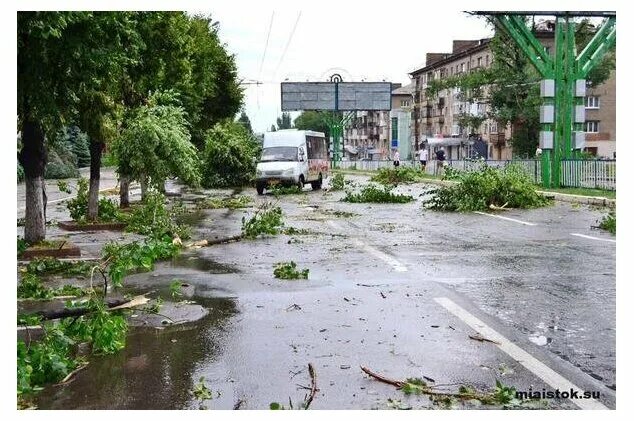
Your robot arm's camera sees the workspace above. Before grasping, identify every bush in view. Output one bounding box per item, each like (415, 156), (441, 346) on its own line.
(65, 178), (120, 222)
(45, 162), (79, 179)
(45, 141), (80, 179)
(102, 237), (180, 287)
(269, 185), (303, 196)
(201, 121), (261, 188)
(273, 261), (309, 280)
(370, 167), (425, 185)
(122, 190), (190, 239)
(343, 184), (414, 203)
(599, 211), (616, 235)
(198, 195), (251, 209)
(330, 173), (345, 190)
(241, 203), (284, 239)
(426, 164), (551, 212)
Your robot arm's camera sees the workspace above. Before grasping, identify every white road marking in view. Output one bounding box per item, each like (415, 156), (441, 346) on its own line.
(474, 211), (537, 226)
(434, 297), (608, 410)
(570, 233), (616, 243)
(327, 220), (408, 272)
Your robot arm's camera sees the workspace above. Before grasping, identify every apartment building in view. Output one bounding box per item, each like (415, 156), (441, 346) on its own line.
(409, 30), (616, 159)
(342, 110), (389, 160)
(389, 83), (414, 160)
(584, 73), (616, 158)
(410, 39), (506, 160)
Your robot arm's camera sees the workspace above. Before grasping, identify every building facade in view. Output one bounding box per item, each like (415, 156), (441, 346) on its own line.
(389, 83), (414, 160)
(409, 31), (616, 160)
(343, 83), (412, 160)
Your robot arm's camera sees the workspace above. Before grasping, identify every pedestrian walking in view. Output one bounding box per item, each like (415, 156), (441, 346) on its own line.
(418, 147), (428, 172)
(393, 150), (400, 168)
(435, 147), (446, 175)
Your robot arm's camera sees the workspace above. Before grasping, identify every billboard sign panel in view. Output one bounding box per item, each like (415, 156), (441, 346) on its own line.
(281, 82), (392, 111)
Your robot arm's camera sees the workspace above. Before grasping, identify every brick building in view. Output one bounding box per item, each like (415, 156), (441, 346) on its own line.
(408, 30), (616, 159)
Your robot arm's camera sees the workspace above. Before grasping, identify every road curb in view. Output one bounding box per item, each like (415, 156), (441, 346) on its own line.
(332, 169), (615, 207)
(537, 191), (616, 208)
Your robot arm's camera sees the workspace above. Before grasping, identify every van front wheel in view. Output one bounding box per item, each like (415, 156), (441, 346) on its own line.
(297, 176), (304, 191)
(311, 174), (323, 190)
(256, 183), (265, 195)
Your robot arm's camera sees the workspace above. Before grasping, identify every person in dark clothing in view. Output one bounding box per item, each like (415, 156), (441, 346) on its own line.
(435, 147), (446, 175)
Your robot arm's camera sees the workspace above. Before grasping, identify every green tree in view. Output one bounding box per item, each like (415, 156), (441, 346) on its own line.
(237, 110), (253, 134)
(117, 12), (243, 206)
(201, 121), (261, 188)
(114, 91), (201, 198)
(55, 12), (141, 221)
(293, 111), (331, 136)
(186, 15), (243, 147)
(575, 19), (616, 87)
(17, 12), (94, 243)
(276, 112), (292, 130)
(63, 126), (91, 168)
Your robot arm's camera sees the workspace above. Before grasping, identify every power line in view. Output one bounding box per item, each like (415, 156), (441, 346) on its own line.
(273, 11), (302, 78)
(258, 12), (275, 79)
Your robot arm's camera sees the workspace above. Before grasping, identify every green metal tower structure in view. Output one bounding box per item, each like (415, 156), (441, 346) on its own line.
(476, 11), (616, 187)
(324, 110), (355, 168)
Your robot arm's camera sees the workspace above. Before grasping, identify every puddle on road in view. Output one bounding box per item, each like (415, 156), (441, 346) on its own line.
(170, 254), (239, 274)
(34, 295), (238, 410)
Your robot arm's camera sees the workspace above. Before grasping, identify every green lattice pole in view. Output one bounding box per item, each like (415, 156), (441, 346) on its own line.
(493, 14), (616, 188)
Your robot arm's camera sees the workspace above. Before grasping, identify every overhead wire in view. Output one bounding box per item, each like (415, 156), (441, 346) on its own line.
(256, 12), (275, 110)
(273, 11), (302, 79)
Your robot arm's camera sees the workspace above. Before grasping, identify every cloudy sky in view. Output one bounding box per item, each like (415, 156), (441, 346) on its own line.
(196, 2), (495, 133)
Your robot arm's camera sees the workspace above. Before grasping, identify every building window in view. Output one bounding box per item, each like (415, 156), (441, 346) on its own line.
(585, 96), (600, 109)
(460, 63), (464, 72)
(400, 100), (410, 107)
(477, 57), (482, 67)
(585, 121), (600, 133)
(490, 121), (498, 133)
(485, 55), (489, 66)
(450, 66), (454, 75)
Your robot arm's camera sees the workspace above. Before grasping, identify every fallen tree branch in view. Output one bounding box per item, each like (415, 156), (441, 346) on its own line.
(204, 234), (243, 246)
(468, 333), (501, 345)
(57, 362), (89, 385)
(360, 366), (494, 401)
(489, 202), (513, 211)
(24, 295), (147, 321)
(360, 366), (404, 388)
(303, 363), (317, 409)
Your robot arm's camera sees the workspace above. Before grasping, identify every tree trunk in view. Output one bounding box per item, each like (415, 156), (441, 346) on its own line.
(119, 175), (130, 208)
(19, 119), (47, 243)
(140, 175), (148, 201)
(87, 140), (103, 221)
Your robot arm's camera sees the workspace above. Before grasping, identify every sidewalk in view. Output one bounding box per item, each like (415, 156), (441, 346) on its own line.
(17, 167), (120, 216)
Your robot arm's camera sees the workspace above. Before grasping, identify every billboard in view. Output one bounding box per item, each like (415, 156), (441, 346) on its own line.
(281, 82), (392, 111)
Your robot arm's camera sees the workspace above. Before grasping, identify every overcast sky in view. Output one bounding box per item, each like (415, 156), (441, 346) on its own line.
(195, 3), (495, 133)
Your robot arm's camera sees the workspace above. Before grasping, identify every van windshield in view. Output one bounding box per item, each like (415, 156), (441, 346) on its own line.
(260, 146), (298, 162)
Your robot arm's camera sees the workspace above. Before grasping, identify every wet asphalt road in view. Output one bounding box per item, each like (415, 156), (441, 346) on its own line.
(30, 173), (616, 410)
